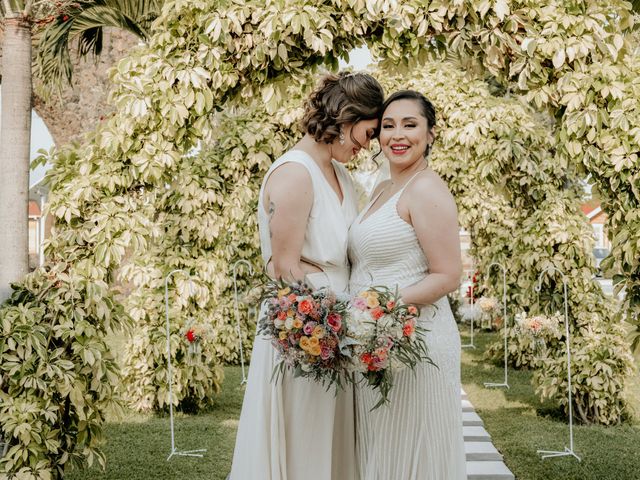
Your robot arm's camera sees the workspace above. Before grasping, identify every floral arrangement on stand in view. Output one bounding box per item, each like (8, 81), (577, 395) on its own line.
(457, 302), (481, 324)
(477, 296), (502, 330)
(512, 311), (563, 367)
(181, 319), (215, 359)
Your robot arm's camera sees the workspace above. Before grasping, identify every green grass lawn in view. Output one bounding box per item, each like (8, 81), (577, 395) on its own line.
(460, 329), (640, 480)
(66, 367), (245, 480)
(67, 330), (640, 480)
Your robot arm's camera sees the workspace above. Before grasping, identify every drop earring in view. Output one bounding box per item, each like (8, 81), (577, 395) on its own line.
(339, 129), (345, 145)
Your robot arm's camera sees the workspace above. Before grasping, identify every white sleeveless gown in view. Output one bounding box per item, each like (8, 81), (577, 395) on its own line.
(229, 150), (359, 480)
(348, 177), (467, 480)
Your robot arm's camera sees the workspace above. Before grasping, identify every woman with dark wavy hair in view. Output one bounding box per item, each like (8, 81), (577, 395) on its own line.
(349, 90), (466, 479)
(229, 71), (384, 480)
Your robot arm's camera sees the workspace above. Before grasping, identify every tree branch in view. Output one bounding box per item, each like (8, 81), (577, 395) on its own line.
(1, 0), (13, 16)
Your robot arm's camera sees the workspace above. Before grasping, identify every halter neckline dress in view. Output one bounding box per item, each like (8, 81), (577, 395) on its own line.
(348, 173), (467, 480)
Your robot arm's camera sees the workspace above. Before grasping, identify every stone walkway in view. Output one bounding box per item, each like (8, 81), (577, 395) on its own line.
(462, 388), (515, 480)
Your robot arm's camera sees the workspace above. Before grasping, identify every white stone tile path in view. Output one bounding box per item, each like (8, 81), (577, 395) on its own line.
(462, 388), (515, 480)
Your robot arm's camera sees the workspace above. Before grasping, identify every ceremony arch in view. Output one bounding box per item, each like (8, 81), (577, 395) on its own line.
(1, 1), (638, 476)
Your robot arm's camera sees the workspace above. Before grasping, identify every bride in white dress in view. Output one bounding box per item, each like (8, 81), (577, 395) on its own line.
(348, 90), (467, 479)
(229, 72), (384, 480)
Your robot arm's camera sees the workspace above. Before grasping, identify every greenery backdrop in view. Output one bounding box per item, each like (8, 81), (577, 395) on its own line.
(1, 0), (639, 478)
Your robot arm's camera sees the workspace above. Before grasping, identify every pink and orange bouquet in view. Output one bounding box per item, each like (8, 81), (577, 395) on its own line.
(345, 287), (432, 409)
(258, 279), (351, 388)
(515, 311), (562, 338)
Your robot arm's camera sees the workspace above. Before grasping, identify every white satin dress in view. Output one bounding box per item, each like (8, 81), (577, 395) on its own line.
(229, 150), (359, 480)
(348, 174), (467, 480)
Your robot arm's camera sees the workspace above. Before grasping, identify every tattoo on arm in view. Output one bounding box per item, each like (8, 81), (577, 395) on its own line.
(268, 201), (275, 238)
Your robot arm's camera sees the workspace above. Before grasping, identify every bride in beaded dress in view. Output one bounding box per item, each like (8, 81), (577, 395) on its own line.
(348, 90), (467, 480)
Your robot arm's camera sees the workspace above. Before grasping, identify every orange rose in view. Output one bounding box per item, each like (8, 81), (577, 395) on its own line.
(292, 318), (303, 329)
(403, 319), (415, 337)
(407, 305), (418, 316)
(298, 298), (314, 315)
(309, 344), (322, 356)
(371, 307), (384, 320)
(309, 336), (320, 348)
(374, 347), (389, 360)
(299, 336), (310, 350)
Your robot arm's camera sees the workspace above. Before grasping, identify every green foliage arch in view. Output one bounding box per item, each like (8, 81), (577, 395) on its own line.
(2, 0), (639, 477)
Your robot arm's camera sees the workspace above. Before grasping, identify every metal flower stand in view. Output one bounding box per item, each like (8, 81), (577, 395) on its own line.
(164, 269), (206, 460)
(232, 259), (254, 385)
(535, 266), (581, 462)
(461, 281), (476, 349)
(484, 262), (509, 389)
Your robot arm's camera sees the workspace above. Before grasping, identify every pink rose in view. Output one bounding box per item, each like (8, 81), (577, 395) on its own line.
(352, 297), (368, 311)
(278, 296), (291, 309)
(320, 346), (333, 360)
(303, 321), (317, 335)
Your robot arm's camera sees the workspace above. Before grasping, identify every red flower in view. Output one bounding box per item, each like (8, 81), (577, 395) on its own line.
(361, 352), (373, 365)
(185, 329), (196, 343)
(327, 312), (342, 332)
(62, 15), (69, 21)
(277, 310), (287, 321)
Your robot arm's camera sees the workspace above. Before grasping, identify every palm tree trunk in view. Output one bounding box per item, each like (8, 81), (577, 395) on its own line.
(0, 15), (32, 302)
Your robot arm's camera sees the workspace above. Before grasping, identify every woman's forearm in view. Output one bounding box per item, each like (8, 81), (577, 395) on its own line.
(271, 260), (307, 283)
(399, 273), (460, 306)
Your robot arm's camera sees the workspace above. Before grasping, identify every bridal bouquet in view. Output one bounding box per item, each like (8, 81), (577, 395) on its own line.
(258, 279), (351, 388)
(345, 287), (432, 409)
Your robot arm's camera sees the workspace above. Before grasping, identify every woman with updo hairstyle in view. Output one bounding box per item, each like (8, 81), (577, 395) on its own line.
(348, 90), (466, 479)
(229, 71), (384, 480)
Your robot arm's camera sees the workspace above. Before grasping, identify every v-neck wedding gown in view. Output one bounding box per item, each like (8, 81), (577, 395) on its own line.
(229, 150), (359, 480)
(348, 176), (467, 480)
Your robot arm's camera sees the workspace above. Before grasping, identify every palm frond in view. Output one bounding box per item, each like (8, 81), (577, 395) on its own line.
(35, 0), (162, 89)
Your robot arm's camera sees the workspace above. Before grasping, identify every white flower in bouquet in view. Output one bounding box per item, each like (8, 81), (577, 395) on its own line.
(284, 317), (294, 330)
(346, 309), (376, 339)
(378, 314), (395, 329)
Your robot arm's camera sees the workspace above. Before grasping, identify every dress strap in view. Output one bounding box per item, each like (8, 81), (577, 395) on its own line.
(397, 169), (425, 194)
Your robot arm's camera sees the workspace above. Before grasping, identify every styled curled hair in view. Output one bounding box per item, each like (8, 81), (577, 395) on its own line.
(380, 90), (436, 158)
(301, 71), (384, 145)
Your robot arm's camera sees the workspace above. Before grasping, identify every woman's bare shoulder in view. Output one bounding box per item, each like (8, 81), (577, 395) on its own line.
(407, 171), (457, 212)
